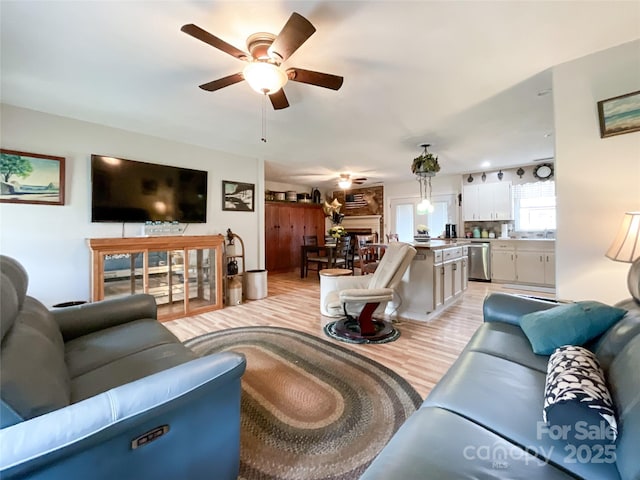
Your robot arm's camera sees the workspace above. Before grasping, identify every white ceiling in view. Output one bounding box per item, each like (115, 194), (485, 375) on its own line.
(1, 1), (639, 189)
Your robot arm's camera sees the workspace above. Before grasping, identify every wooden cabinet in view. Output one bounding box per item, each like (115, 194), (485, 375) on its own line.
(88, 235), (224, 321)
(463, 182), (513, 221)
(265, 202), (325, 272)
(266, 204), (293, 272)
(490, 240), (555, 287)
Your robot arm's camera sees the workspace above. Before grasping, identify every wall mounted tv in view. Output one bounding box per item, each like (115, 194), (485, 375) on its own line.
(91, 155), (208, 223)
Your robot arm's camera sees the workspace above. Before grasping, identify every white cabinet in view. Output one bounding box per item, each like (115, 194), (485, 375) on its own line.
(396, 245), (468, 321)
(545, 252), (556, 286)
(452, 258), (464, 296)
(463, 182), (513, 221)
(461, 256), (468, 291)
(490, 240), (555, 287)
(433, 264), (444, 310)
(463, 185), (481, 221)
(491, 248), (516, 282)
(515, 251), (546, 285)
(492, 182), (513, 220)
(442, 261), (454, 303)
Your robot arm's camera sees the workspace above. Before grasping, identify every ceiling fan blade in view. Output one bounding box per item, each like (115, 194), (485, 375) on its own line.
(269, 89), (290, 110)
(286, 68), (343, 90)
(199, 73), (244, 92)
(181, 24), (249, 61)
(268, 12), (316, 62)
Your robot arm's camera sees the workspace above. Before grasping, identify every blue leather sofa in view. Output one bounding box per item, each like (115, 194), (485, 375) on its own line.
(361, 278), (640, 478)
(0, 255), (246, 479)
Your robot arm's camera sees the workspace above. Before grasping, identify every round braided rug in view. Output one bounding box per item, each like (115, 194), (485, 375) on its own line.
(185, 326), (422, 480)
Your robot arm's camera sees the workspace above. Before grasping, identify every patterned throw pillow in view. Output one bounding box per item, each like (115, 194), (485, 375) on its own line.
(544, 345), (617, 443)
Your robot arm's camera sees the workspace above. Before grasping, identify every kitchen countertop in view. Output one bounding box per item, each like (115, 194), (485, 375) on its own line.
(410, 239), (471, 250)
(408, 237), (554, 250)
(466, 237), (555, 242)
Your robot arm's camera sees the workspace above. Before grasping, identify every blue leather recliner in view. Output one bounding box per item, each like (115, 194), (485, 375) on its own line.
(0, 255), (246, 479)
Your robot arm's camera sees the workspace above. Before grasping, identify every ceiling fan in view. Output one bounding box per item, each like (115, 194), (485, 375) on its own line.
(337, 173), (367, 189)
(181, 12), (344, 110)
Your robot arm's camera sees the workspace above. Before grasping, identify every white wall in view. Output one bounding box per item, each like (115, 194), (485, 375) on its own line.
(553, 40), (640, 304)
(0, 104), (263, 306)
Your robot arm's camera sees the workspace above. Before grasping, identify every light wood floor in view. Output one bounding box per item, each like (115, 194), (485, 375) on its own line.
(166, 273), (549, 398)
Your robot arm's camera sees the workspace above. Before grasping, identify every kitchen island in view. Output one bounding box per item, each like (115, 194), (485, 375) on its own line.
(394, 240), (470, 321)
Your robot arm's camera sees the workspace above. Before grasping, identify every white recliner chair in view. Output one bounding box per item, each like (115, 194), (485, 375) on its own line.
(322, 242), (416, 342)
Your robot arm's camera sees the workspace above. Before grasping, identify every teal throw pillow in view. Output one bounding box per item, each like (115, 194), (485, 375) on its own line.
(520, 301), (627, 355)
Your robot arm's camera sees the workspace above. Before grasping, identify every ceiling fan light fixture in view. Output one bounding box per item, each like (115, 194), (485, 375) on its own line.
(243, 62), (288, 94)
(338, 178), (352, 189)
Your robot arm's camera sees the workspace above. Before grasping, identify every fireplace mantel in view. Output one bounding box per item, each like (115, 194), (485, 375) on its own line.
(340, 215), (382, 239)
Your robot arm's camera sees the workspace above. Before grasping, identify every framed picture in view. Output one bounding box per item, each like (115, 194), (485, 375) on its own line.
(222, 180), (255, 212)
(0, 149), (65, 205)
(597, 90), (640, 138)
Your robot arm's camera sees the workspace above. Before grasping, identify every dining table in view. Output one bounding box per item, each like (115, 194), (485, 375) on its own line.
(300, 242), (389, 278)
(300, 243), (338, 278)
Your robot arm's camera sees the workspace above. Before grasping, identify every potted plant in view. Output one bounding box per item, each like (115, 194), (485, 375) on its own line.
(411, 144), (440, 176)
(328, 225), (347, 239)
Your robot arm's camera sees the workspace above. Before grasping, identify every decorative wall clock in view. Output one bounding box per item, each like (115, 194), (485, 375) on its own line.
(533, 163), (554, 180)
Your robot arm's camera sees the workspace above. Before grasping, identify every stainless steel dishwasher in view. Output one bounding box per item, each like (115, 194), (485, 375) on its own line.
(468, 242), (491, 281)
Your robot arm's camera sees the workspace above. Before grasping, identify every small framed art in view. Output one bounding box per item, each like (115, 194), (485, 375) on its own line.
(597, 90), (640, 138)
(0, 149), (65, 205)
(222, 180), (255, 212)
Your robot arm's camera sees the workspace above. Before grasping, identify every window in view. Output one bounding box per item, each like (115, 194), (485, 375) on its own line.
(395, 203), (414, 242)
(513, 181), (556, 231)
(427, 199), (449, 238)
(391, 194), (456, 241)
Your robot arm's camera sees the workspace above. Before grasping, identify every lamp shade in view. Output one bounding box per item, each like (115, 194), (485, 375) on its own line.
(243, 62), (288, 94)
(606, 212), (640, 263)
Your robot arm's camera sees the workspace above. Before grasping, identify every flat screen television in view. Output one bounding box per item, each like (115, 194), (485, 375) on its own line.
(91, 154), (208, 223)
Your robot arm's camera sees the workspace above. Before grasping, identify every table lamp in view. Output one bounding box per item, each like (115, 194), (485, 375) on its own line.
(606, 212), (640, 299)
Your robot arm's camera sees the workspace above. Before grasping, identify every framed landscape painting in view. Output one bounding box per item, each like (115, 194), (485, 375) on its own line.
(222, 180), (255, 212)
(597, 90), (640, 138)
(0, 149), (65, 205)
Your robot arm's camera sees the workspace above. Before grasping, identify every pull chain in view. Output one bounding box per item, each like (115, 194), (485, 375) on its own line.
(261, 90), (267, 143)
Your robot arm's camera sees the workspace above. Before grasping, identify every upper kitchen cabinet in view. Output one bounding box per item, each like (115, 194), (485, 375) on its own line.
(463, 182), (513, 221)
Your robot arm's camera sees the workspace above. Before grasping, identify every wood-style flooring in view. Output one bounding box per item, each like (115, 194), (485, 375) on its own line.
(165, 273), (549, 398)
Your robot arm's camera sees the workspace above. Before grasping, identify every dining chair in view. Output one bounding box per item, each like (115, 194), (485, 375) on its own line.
(307, 236), (351, 276)
(386, 233), (399, 243)
(333, 235), (352, 271)
(354, 234), (378, 275)
(303, 235), (321, 277)
(303, 235), (318, 246)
